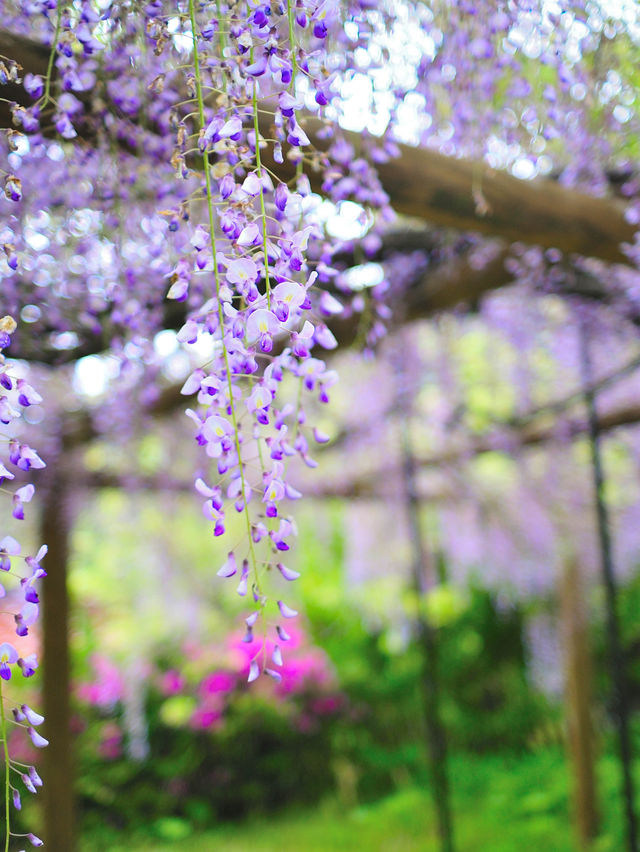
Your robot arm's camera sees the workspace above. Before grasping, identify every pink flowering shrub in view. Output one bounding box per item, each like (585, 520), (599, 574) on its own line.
(160, 670), (185, 697)
(75, 622), (342, 747)
(97, 722), (123, 761)
(76, 654), (125, 710)
(74, 622), (345, 832)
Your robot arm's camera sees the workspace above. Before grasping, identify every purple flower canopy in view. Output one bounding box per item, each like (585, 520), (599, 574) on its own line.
(0, 9), (639, 849)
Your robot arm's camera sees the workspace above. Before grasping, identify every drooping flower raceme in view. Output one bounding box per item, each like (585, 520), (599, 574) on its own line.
(164, 0), (353, 683)
(0, 0), (386, 696)
(0, 319), (47, 850)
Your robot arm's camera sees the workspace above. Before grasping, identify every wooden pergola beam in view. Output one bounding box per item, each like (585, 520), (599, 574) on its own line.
(66, 397), (640, 501)
(418, 401), (640, 469)
(321, 399), (640, 500)
(372, 148), (634, 265)
(0, 30), (636, 267)
(269, 115), (636, 266)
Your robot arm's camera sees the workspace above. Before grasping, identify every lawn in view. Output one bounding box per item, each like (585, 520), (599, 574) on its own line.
(81, 745), (632, 851)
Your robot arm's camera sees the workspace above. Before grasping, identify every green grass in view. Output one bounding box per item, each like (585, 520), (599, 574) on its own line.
(81, 746), (635, 851)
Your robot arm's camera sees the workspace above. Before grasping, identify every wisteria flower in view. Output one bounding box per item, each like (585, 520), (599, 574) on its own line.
(21, 705), (44, 726)
(18, 654), (38, 678)
(28, 727), (48, 749)
(270, 518), (294, 551)
(277, 563), (300, 581)
(246, 309), (281, 351)
(202, 415), (234, 457)
(16, 380), (42, 407)
(15, 602), (38, 637)
(13, 484), (35, 520)
(0, 396), (19, 424)
(10, 443), (45, 471)
(25, 545), (47, 572)
(287, 118), (310, 148)
(247, 390), (271, 427)
(24, 73), (43, 98)
(236, 560), (250, 596)
(314, 324), (338, 349)
(226, 257), (258, 287)
(3, 175), (22, 202)
(241, 172), (262, 197)
(0, 463), (15, 482)
(237, 223), (261, 247)
(0, 535), (20, 571)
(0, 643), (18, 680)
(272, 281), (306, 322)
(277, 600), (298, 619)
(217, 553), (237, 578)
(291, 320), (315, 358)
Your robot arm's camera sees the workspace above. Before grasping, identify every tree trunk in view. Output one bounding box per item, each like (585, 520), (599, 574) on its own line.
(40, 469), (76, 852)
(560, 554), (598, 848)
(399, 423), (455, 852)
(579, 318), (638, 852)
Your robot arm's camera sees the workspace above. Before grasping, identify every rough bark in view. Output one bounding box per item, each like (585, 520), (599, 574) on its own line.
(40, 466), (76, 852)
(560, 554), (599, 848)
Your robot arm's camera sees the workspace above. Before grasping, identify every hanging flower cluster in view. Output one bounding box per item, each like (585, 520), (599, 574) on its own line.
(166, 0), (348, 683)
(0, 318), (46, 850)
(2, 9), (640, 847)
(0, 0), (389, 729)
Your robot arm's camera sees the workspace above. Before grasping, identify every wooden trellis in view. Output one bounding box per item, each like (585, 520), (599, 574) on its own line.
(1, 27), (639, 852)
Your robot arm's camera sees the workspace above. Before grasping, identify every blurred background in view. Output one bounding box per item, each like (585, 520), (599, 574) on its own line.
(3, 2), (640, 851)
(5, 309), (640, 851)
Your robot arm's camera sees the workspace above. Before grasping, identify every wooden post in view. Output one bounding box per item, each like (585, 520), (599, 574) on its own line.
(578, 317), (638, 852)
(392, 339), (455, 852)
(400, 428), (455, 852)
(559, 553), (598, 848)
(40, 467), (76, 852)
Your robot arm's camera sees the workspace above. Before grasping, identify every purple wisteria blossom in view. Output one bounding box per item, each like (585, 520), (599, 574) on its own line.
(0, 321), (47, 845)
(0, 644), (18, 680)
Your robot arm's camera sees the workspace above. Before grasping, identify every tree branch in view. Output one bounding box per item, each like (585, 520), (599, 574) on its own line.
(0, 30), (636, 266)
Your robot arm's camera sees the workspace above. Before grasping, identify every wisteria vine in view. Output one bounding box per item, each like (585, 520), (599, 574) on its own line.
(3, 0), (372, 694)
(173, 0), (345, 682)
(0, 318), (46, 851)
(2, 0), (640, 847)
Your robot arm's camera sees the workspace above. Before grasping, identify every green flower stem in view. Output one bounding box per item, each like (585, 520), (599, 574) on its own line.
(287, 0), (298, 89)
(252, 82), (272, 309)
(0, 678), (10, 852)
(42, 2), (63, 108)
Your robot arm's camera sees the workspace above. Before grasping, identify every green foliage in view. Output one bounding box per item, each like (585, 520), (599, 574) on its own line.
(77, 690), (338, 836)
(73, 548), (550, 836)
(591, 570), (640, 725)
(293, 506), (551, 797)
(80, 744), (640, 851)
(69, 490), (640, 850)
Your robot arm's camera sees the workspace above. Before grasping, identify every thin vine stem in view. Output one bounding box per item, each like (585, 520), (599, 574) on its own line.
(252, 71), (272, 309)
(42, 2), (64, 109)
(286, 0), (298, 89)
(0, 677), (10, 852)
